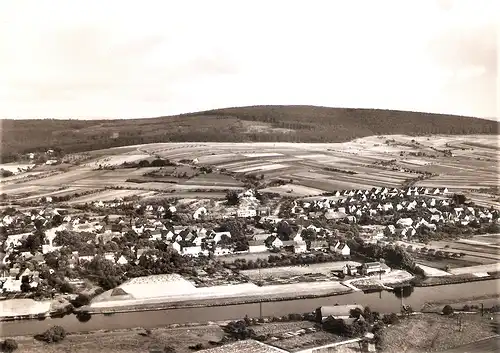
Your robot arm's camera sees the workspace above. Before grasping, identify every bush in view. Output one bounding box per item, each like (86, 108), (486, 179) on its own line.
(442, 305), (454, 316)
(1, 339), (18, 353)
(188, 343), (203, 351)
(382, 313), (399, 325)
(71, 293), (90, 308)
(36, 325), (66, 343)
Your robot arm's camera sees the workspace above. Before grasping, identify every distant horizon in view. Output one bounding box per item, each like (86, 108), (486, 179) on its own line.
(1, 104), (498, 121)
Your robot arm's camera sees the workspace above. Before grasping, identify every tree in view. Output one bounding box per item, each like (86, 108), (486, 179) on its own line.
(452, 194), (466, 205)
(2, 339), (18, 353)
(71, 293), (90, 308)
(442, 305), (454, 316)
(24, 231), (43, 253)
(36, 325), (66, 343)
(59, 281), (74, 294)
(225, 191), (239, 206)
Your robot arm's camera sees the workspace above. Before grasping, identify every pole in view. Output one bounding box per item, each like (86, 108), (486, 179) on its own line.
(259, 268), (263, 319)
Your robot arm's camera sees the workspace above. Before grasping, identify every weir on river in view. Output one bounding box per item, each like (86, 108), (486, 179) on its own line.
(2, 279), (499, 337)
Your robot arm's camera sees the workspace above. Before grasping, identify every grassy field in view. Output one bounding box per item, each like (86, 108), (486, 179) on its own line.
(379, 313), (499, 353)
(11, 325), (226, 353)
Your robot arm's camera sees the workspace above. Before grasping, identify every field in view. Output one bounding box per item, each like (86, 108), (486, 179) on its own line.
(240, 261), (361, 281)
(416, 264), (452, 277)
(345, 270), (414, 289)
(11, 325), (226, 353)
(3, 134), (498, 203)
(379, 313), (499, 353)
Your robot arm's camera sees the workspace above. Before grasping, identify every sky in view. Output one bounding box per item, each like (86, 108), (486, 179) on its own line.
(0, 0), (498, 120)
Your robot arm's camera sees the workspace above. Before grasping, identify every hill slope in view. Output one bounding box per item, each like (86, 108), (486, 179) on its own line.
(1, 105), (498, 161)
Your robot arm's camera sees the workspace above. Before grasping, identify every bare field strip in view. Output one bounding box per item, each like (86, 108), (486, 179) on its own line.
(172, 184), (243, 191)
(234, 163), (291, 173)
(292, 178), (375, 192)
(448, 263), (500, 275)
(17, 187), (88, 201)
(67, 189), (152, 204)
(0, 184), (54, 196)
(27, 169), (101, 186)
(259, 184), (325, 196)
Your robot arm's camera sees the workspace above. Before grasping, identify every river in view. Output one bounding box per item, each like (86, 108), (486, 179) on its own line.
(2, 279), (499, 337)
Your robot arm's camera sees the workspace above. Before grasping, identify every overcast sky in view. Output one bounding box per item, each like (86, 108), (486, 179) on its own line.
(0, 0), (498, 120)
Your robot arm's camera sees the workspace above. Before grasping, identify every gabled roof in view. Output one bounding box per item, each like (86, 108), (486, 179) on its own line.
(317, 305), (364, 318)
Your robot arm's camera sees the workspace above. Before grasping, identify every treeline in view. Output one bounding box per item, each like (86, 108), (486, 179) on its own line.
(2, 106), (498, 160)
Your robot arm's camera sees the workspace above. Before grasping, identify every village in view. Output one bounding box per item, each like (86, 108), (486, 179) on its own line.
(0, 182), (499, 321)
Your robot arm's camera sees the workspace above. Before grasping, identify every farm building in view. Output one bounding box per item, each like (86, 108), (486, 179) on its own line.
(331, 241), (350, 256)
(315, 304), (364, 322)
(361, 262), (391, 276)
(237, 207), (257, 218)
(248, 240), (267, 253)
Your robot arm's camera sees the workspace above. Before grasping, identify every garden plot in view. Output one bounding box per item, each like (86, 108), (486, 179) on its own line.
(241, 262), (362, 281)
(90, 274), (351, 308)
(346, 270), (414, 289)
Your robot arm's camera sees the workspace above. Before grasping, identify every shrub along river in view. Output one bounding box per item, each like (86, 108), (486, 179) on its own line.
(2, 279), (499, 337)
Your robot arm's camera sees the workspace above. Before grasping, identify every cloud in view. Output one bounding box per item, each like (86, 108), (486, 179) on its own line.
(0, 0), (498, 119)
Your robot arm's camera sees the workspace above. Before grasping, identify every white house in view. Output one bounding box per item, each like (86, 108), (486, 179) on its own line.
(237, 208), (257, 218)
(401, 226), (416, 239)
(267, 236), (283, 249)
(294, 240), (308, 253)
(396, 218), (413, 227)
(214, 246), (232, 256)
(193, 207), (208, 220)
(248, 240), (267, 253)
(116, 255), (128, 265)
(104, 252), (115, 262)
(332, 241), (350, 256)
(172, 241), (182, 253)
(183, 245), (203, 257)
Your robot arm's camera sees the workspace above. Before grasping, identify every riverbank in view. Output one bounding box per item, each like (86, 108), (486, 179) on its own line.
(421, 293), (500, 312)
(79, 286), (354, 315)
(4, 313), (499, 353)
(2, 279), (500, 338)
(413, 272), (500, 287)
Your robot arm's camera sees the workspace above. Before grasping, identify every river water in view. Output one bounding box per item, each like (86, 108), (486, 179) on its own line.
(2, 279), (499, 337)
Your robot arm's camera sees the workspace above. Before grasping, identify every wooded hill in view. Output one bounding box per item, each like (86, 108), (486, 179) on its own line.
(1, 105), (498, 161)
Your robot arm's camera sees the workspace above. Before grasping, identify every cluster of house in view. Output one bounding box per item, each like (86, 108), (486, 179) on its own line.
(89, 189), (268, 220)
(247, 224), (351, 257)
(292, 187), (498, 240)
